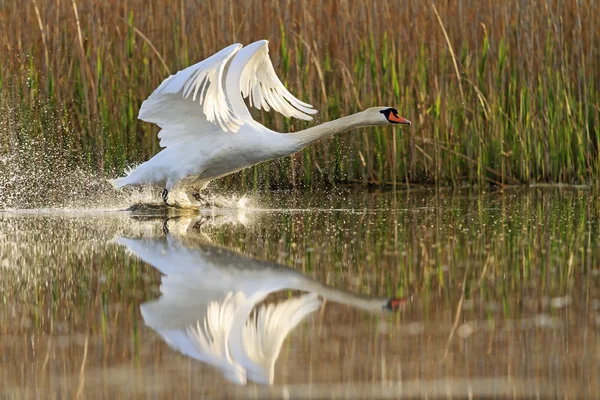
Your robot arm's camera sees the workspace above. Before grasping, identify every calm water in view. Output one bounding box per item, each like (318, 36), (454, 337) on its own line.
(1, 189), (599, 398)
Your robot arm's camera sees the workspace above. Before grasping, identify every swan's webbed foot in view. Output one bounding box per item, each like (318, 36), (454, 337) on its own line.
(161, 188), (169, 206)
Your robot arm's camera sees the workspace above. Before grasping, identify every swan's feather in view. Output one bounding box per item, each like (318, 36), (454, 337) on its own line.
(139, 292), (248, 385)
(138, 43), (243, 145)
(241, 293), (321, 383)
(239, 41), (318, 121)
(188, 292), (240, 358)
(181, 292), (248, 383)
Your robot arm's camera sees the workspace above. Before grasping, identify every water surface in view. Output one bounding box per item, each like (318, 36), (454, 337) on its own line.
(1, 189), (599, 398)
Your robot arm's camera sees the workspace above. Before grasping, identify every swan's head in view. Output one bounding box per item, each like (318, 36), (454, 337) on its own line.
(385, 296), (412, 311)
(367, 107), (411, 126)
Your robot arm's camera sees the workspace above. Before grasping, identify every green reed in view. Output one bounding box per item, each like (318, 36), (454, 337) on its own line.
(0, 0), (599, 189)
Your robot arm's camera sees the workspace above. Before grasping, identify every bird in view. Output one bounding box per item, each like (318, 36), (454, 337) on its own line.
(115, 233), (405, 316)
(109, 40), (410, 207)
(113, 226), (408, 384)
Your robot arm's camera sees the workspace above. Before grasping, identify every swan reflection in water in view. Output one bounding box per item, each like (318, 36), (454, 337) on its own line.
(114, 217), (406, 385)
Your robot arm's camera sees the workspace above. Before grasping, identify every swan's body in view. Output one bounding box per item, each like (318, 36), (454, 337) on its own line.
(110, 40), (410, 204)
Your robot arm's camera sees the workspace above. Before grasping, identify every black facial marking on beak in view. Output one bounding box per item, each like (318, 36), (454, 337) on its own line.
(380, 108), (411, 125)
(380, 108), (397, 119)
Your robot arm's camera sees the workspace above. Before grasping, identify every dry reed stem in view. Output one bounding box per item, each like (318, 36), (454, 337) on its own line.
(431, 2), (465, 106)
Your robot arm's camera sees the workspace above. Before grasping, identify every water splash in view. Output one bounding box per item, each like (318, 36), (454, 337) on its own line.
(0, 124), (254, 211)
(0, 137), (128, 210)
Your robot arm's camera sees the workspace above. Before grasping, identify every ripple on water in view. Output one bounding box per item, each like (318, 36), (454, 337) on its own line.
(0, 189), (599, 397)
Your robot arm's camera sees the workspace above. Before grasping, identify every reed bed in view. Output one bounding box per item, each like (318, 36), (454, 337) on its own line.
(0, 0), (599, 188)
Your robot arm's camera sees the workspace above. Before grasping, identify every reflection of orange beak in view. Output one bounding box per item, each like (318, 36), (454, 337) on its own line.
(389, 114), (411, 125)
(385, 296), (411, 311)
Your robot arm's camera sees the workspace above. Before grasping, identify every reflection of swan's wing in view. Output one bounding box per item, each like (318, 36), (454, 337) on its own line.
(116, 236), (255, 284)
(141, 284), (226, 330)
(186, 292), (247, 383)
(145, 292), (247, 385)
(114, 237), (206, 276)
(240, 293), (322, 384)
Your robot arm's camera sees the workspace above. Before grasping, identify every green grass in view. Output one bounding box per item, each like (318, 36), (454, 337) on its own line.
(0, 0), (599, 188)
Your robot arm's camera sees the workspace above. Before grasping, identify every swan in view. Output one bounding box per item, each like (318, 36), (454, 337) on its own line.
(113, 228), (409, 384)
(114, 234), (405, 316)
(109, 40), (410, 206)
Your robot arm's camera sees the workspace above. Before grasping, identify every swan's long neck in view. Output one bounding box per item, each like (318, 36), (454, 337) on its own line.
(289, 111), (373, 151)
(291, 280), (390, 313)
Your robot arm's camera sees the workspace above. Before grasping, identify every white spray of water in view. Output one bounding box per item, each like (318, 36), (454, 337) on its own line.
(0, 97), (254, 211)
(0, 135), (254, 211)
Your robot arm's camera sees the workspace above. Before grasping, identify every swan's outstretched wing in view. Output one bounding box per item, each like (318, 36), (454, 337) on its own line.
(186, 292), (242, 365)
(240, 293), (321, 384)
(113, 236), (213, 277)
(138, 43), (243, 145)
(145, 292), (248, 384)
(235, 40), (318, 121)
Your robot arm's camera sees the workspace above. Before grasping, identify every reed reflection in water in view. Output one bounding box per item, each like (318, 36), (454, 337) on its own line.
(1, 189), (599, 398)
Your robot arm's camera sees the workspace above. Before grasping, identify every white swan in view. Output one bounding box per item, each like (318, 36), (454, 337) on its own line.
(109, 40), (410, 205)
(113, 230), (408, 384)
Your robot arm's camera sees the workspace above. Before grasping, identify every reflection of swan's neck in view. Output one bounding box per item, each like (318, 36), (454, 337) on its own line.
(293, 281), (389, 313)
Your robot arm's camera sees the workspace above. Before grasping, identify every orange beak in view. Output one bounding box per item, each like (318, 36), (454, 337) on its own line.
(385, 296), (411, 311)
(389, 113), (411, 125)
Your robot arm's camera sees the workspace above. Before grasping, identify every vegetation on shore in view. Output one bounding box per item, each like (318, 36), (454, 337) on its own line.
(1, 0), (598, 189)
